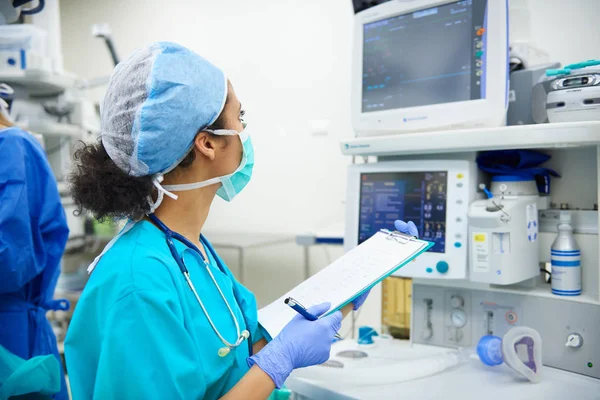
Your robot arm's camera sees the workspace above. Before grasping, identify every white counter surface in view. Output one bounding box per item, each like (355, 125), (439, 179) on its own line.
(287, 341), (600, 400)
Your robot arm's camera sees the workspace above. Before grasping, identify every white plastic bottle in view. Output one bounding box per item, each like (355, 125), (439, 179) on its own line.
(550, 211), (581, 296)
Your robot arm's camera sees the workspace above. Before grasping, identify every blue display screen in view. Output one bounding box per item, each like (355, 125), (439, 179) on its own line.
(358, 171), (447, 253)
(362, 0), (488, 112)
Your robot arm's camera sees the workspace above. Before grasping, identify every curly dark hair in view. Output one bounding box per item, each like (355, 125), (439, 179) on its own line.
(70, 95), (230, 222)
(69, 140), (197, 222)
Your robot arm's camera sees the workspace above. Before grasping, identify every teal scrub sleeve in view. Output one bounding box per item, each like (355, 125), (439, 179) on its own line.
(0, 344), (61, 399)
(93, 289), (206, 399)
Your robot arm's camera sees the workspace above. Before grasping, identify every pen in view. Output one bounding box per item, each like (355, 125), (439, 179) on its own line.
(284, 297), (343, 340)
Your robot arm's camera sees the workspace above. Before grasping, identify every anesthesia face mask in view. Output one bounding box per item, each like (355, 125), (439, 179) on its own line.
(477, 326), (542, 383)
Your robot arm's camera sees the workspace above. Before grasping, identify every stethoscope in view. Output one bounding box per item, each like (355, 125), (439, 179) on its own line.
(148, 213), (252, 358)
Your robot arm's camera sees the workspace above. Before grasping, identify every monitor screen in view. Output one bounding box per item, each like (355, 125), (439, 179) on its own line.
(352, 0), (394, 14)
(362, 0), (488, 113)
(358, 171), (447, 252)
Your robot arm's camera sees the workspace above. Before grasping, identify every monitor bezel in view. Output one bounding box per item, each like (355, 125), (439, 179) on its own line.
(352, 0), (508, 136)
(345, 160), (473, 279)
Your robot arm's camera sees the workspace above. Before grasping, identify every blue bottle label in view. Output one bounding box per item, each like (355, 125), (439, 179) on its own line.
(551, 249), (581, 296)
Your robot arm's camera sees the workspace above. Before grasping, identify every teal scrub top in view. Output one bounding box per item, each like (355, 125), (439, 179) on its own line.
(64, 220), (265, 399)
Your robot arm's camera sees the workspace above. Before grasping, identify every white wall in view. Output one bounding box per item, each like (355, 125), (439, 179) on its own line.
(513, 0), (600, 65)
(60, 0), (355, 314)
(59, 0), (600, 336)
(60, 0), (354, 235)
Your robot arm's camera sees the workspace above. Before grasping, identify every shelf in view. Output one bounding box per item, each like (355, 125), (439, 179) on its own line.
(19, 120), (83, 138)
(0, 69), (78, 96)
(340, 121), (600, 156)
(489, 284), (600, 306)
(415, 278), (600, 305)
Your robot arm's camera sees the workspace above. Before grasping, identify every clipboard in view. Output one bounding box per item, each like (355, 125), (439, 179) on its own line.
(258, 229), (434, 339)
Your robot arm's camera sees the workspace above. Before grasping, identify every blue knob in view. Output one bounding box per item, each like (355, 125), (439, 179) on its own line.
(436, 261), (449, 274)
(358, 326), (378, 345)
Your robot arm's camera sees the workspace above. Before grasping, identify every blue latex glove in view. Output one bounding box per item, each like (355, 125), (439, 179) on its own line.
(394, 220), (419, 237)
(351, 220), (418, 311)
(351, 289), (370, 310)
(247, 302), (342, 389)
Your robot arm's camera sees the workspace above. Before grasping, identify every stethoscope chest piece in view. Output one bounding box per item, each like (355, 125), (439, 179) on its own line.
(218, 347), (231, 357)
(218, 330), (250, 358)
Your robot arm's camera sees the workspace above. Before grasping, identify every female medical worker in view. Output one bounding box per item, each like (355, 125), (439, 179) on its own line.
(64, 43), (418, 399)
(0, 84), (70, 399)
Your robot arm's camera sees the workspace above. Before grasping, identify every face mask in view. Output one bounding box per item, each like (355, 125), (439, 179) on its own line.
(215, 128), (254, 201)
(477, 326), (542, 383)
(155, 124), (254, 206)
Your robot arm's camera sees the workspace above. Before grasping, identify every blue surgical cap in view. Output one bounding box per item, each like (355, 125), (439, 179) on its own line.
(101, 42), (227, 177)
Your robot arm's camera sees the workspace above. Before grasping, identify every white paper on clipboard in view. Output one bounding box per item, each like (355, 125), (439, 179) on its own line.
(258, 230), (432, 339)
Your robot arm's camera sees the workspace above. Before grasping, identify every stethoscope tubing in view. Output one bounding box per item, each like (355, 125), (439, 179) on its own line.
(148, 214), (252, 355)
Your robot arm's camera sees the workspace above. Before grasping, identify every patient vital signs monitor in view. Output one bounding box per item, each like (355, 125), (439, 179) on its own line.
(352, 0), (508, 136)
(345, 160), (479, 279)
(357, 171), (448, 252)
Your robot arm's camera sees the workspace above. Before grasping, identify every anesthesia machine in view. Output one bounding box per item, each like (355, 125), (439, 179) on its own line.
(290, 0), (600, 398)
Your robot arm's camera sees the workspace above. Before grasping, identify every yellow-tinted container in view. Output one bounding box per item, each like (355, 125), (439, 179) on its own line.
(382, 277), (412, 339)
